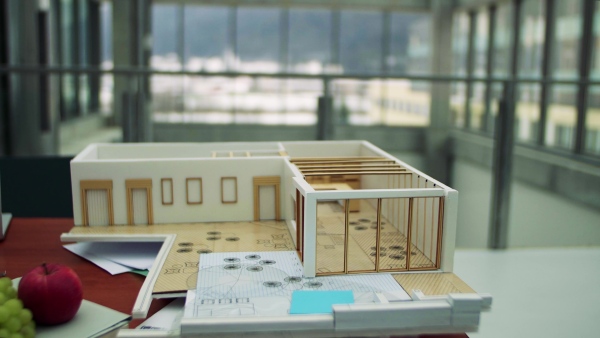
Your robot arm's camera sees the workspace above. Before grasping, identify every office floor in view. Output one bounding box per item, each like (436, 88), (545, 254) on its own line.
(453, 247), (600, 338)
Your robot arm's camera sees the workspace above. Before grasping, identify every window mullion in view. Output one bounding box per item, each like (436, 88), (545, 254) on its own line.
(538, 0), (555, 146)
(575, 0), (596, 154)
(465, 11), (476, 130)
(484, 5), (496, 134)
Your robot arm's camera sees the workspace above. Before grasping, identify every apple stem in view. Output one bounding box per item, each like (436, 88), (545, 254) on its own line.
(42, 262), (49, 275)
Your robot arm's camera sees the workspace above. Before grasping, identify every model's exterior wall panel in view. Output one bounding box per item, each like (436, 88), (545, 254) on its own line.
(72, 157), (284, 225)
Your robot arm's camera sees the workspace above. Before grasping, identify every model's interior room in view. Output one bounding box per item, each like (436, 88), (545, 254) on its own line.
(0, 1), (599, 337)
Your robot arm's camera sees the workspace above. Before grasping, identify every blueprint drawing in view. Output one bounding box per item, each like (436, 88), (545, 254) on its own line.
(184, 251), (410, 318)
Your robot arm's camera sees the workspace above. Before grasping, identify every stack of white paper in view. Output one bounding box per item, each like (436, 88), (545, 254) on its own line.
(64, 242), (162, 275)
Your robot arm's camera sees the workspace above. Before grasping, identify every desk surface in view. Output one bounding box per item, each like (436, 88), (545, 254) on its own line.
(454, 247), (600, 338)
(0, 217), (468, 337)
(0, 218), (171, 328)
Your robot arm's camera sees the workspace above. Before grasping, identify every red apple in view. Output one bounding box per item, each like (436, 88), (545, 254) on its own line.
(17, 263), (83, 325)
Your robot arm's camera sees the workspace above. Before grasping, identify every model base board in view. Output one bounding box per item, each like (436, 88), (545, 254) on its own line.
(65, 141), (491, 333)
(68, 221), (295, 294)
(68, 221), (477, 298)
(393, 272), (476, 295)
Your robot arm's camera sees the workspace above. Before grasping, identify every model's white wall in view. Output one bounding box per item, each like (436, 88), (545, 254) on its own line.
(71, 157), (285, 225)
(282, 160), (302, 241)
(451, 159), (600, 248)
(73, 144), (99, 160)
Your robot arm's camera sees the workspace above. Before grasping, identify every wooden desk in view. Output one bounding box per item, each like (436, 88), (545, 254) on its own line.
(0, 217), (170, 328)
(0, 218), (468, 337)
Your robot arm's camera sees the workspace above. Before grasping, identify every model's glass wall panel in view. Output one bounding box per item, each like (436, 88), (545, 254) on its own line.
(183, 6), (228, 72)
(493, 3), (512, 76)
(315, 200), (346, 275)
(408, 197), (440, 270)
(237, 7), (280, 73)
(389, 12), (431, 75)
(380, 81), (430, 127)
(151, 4), (180, 69)
(545, 85), (577, 150)
(407, 178), (440, 270)
(585, 86), (600, 155)
(515, 84), (541, 144)
(551, 0), (582, 79)
(379, 197), (409, 271)
(346, 199), (378, 273)
(289, 8), (331, 73)
(518, 0), (545, 78)
(340, 10), (382, 74)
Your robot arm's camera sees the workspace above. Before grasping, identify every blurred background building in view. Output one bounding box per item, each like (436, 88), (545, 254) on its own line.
(0, 0), (599, 249)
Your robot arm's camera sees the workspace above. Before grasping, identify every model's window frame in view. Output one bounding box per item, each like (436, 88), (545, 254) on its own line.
(186, 178), (203, 205)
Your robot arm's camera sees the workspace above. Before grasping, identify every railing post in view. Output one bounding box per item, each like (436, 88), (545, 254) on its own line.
(488, 80), (516, 249)
(317, 78), (333, 140)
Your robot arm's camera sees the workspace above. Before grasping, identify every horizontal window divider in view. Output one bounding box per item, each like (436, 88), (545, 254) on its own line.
(451, 129), (600, 171)
(2, 66), (597, 86)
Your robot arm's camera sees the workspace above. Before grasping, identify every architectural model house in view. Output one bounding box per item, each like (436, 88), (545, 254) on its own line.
(64, 140), (491, 335)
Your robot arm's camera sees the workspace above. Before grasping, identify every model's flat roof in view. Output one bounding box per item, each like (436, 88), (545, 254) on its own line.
(73, 142), (283, 161)
(72, 141), (373, 161)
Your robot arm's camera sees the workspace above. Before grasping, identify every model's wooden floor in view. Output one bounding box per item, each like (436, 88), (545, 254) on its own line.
(69, 221), (295, 293)
(69, 203), (469, 296)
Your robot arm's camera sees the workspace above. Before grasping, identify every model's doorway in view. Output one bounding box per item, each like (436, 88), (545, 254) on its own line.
(253, 176), (281, 221)
(80, 180), (114, 226)
(126, 179), (153, 225)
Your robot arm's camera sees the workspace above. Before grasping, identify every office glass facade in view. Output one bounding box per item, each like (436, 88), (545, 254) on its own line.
(0, 0), (598, 160)
(450, 0), (600, 158)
